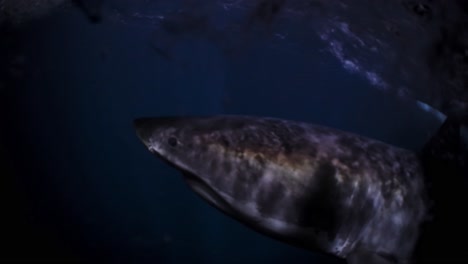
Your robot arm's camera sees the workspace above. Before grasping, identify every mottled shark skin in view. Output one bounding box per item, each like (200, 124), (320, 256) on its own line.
(134, 115), (429, 264)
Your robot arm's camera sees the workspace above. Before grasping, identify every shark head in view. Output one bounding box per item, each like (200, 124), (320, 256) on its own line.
(134, 116), (244, 216)
(133, 116), (299, 220)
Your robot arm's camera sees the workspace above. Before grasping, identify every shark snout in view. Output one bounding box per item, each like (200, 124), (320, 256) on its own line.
(134, 116), (188, 147)
(133, 118), (156, 147)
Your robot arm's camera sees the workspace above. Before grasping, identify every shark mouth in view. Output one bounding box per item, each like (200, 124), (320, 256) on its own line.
(148, 147), (237, 216)
(181, 171), (237, 217)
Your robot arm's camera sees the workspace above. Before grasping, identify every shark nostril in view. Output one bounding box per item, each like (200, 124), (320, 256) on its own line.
(168, 136), (178, 147)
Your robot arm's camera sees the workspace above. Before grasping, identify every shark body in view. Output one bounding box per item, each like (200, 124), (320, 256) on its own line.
(134, 115), (435, 264)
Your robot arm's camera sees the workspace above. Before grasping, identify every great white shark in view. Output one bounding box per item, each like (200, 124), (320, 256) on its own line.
(133, 115), (467, 264)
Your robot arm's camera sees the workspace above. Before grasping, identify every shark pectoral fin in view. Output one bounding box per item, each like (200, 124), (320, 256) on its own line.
(346, 249), (398, 264)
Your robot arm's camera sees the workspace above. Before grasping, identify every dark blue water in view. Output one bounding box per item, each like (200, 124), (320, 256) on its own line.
(1, 3), (440, 263)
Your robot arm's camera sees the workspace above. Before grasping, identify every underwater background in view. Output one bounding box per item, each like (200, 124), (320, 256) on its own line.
(0, 1), (449, 263)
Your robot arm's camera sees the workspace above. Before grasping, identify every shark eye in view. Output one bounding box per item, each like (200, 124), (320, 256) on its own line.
(167, 136), (178, 147)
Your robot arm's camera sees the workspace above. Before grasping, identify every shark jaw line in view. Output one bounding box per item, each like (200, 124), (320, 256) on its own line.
(181, 170), (238, 217)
